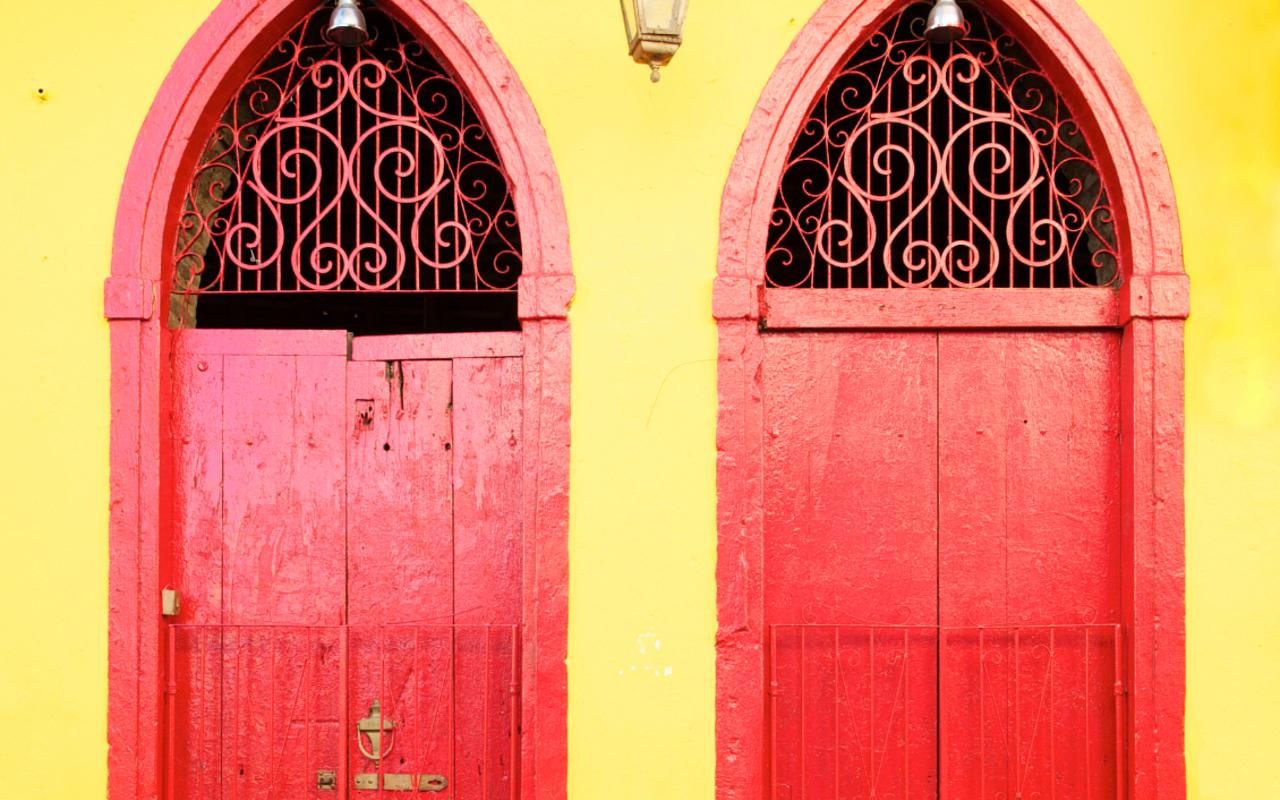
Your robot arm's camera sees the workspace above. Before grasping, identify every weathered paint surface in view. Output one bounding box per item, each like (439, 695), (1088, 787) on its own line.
(101, 1), (573, 798)
(347, 359), (455, 627)
(763, 333), (940, 799)
(170, 332), (524, 797)
(761, 332), (1123, 797)
(2, 1), (1278, 800)
(715, 2), (1186, 799)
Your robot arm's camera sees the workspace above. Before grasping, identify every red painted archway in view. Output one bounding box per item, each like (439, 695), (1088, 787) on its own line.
(713, 1), (1186, 798)
(104, 2), (572, 799)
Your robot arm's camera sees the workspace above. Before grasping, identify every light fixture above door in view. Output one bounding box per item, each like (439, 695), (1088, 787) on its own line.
(619, 0), (689, 82)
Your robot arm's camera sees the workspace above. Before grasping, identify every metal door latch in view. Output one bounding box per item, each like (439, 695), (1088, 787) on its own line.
(356, 700), (395, 761)
(353, 773), (449, 792)
(316, 770), (337, 791)
(161, 588), (181, 617)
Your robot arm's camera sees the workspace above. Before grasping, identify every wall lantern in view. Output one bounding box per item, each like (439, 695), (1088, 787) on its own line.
(620, 0), (689, 82)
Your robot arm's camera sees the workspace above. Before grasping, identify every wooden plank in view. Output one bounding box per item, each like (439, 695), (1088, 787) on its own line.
(173, 329), (348, 356)
(215, 352), (348, 797)
(938, 332), (1122, 800)
(762, 333), (939, 800)
(346, 360), (454, 625)
(452, 357), (523, 800)
(346, 359), (455, 788)
(171, 351), (223, 625)
(452, 357), (524, 626)
(221, 354), (347, 625)
(351, 332), (522, 362)
(763, 288), (1121, 330)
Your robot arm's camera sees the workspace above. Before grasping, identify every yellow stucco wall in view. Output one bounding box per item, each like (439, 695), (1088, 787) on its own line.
(0, 1), (1276, 798)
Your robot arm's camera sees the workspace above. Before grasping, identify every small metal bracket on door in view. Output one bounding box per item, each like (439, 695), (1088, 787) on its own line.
(316, 769), (337, 791)
(356, 700), (395, 761)
(161, 587), (181, 618)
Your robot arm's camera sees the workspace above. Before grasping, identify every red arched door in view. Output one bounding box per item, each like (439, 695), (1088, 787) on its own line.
(103, 4), (571, 798)
(714, 3), (1187, 799)
(169, 331), (523, 799)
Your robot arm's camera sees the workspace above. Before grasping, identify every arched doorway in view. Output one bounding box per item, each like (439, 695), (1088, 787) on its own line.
(105, 2), (572, 799)
(713, 2), (1187, 799)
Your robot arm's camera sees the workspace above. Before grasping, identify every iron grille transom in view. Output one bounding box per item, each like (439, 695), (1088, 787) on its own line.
(170, 6), (521, 330)
(767, 2), (1120, 289)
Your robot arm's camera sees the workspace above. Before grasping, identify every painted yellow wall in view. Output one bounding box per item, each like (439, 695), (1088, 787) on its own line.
(0, 1), (1275, 798)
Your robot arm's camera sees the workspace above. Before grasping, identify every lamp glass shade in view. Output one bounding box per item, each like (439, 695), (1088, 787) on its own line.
(326, 0), (369, 46)
(637, 0), (687, 34)
(925, 0), (967, 43)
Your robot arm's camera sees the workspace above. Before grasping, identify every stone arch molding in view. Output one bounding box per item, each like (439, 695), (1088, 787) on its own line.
(713, 2), (1186, 799)
(105, 2), (572, 799)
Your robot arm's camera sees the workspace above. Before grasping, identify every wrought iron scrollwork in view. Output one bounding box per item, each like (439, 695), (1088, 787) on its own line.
(171, 7), (521, 319)
(767, 2), (1120, 289)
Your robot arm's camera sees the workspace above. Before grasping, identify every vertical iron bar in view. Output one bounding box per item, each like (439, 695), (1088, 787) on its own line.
(872, 96), (879, 287)
(1084, 627), (1092, 800)
(903, 628), (910, 800)
(269, 634), (277, 795)
(1005, 73), (1013, 288)
(939, 628), (947, 800)
(510, 626), (519, 800)
(834, 628), (841, 800)
(294, 92), (300, 293)
(339, 626), (349, 800)
(1049, 628), (1057, 800)
(979, 627), (986, 800)
(884, 66), (893, 289)
(379, 626), (387, 798)
(1037, 126), (1046, 288)
(925, 47), (933, 292)
(1114, 625), (1126, 800)
(165, 627), (177, 800)
(868, 628), (874, 794)
(305, 631), (313, 800)
(1015, 628), (1022, 799)
(450, 626), (457, 800)
(197, 629), (207, 800)
(484, 626), (492, 800)
(769, 626), (779, 800)
(414, 628), (423, 793)
(233, 628), (241, 800)
(312, 66), (320, 293)
(336, 67), (344, 292)
(800, 627), (807, 800)
(355, 60), (363, 288)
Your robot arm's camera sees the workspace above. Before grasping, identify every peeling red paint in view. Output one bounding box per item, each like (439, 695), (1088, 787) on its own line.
(715, 2), (1187, 799)
(107, 2), (572, 798)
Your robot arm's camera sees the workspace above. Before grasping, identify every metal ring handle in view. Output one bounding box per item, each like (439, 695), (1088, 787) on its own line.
(356, 728), (394, 762)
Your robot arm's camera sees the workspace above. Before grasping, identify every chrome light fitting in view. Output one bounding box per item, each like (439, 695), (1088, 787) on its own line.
(925, 0), (967, 43)
(326, 0), (369, 47)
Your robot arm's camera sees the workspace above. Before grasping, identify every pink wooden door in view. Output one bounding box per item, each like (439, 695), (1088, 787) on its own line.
(168, 330), (522, 799)
(764, 331), (1122, 799)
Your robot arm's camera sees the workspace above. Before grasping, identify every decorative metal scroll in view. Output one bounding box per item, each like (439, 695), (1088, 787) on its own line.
(171, 6), (521, 319)
(767, 2), (1120, 289)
